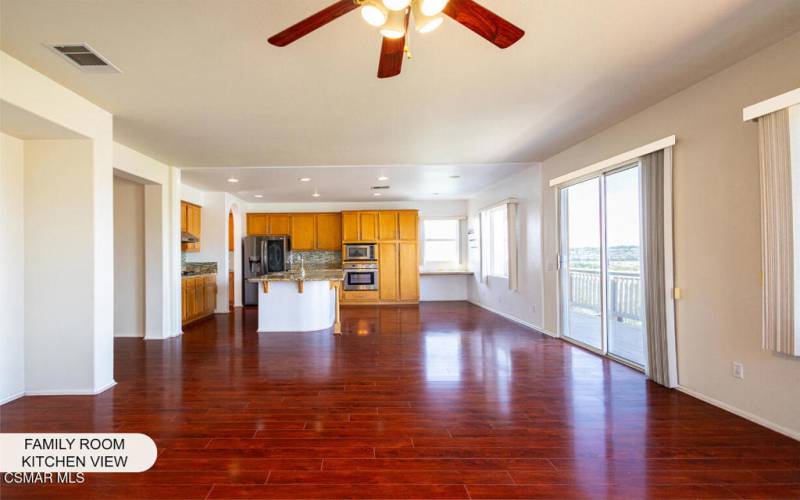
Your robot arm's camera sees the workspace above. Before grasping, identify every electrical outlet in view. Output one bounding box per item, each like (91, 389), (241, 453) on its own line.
(732, 362), (744, 379)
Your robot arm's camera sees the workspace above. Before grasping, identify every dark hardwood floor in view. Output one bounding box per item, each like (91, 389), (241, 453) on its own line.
(1, 302), (798, 499)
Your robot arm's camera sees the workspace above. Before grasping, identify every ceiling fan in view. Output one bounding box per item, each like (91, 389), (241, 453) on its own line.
(268, 0), (524, 78)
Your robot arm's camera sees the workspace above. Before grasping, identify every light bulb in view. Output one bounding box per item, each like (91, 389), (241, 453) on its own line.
(412, 2), (444, 33)
(361, 3), (387, 27)
(382, 0), (410, 11)
(312, 191), (321, 198)
(416, 14), (443, 33)
(380, 9), (407, 39)
(420, 0), (448, 16)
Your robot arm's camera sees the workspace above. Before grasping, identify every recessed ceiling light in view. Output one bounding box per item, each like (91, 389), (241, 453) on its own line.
(227, 177), (239, 183)
(378, 175), (389, 181)
(299, 177), (311, 182)
(312, 191), (321, 198)
(254, 194), (263, 198)
(373, 192), (382, 197)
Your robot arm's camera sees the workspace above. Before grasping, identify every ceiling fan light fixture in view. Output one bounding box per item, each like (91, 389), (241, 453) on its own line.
(412, 2), (443, 33)
(382, 0), (410, 12)
(419, 0), (448, 16)
(380, 9), (407, 39)
(361, 1), (388, 27)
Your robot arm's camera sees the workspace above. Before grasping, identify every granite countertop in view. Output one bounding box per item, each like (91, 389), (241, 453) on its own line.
(182, 262), (218, 277)
(248, 268), (344, 283)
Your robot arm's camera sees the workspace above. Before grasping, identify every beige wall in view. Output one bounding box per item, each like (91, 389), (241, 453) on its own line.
(540, 32), (800, 437)
(0, 133), (25, 402)
(113, 176), (145, 338)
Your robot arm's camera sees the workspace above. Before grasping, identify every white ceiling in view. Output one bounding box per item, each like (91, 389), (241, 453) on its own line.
(182, 163), (530, 201)
(2, 0), (800, 168)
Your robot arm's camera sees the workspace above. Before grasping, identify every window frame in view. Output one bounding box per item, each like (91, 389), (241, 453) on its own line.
(421, 217), (464, 270)
(485, 205), (509, 278)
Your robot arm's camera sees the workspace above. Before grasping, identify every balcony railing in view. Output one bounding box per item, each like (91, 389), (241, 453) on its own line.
(568, 269), (642, 323)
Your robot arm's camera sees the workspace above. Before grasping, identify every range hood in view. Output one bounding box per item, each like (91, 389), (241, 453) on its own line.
(181, 231), (199, 243)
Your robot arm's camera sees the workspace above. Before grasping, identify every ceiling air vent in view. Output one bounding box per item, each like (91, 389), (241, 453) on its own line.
(46, 43), (121, 73)
(371, 185), (391, 190)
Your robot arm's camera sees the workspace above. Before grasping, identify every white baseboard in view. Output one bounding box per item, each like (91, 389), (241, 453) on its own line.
(24, 380), (116, 397)
(677, 385), (800, 442)
(0, 391), (25, 405)
(467, 300), (556, 337)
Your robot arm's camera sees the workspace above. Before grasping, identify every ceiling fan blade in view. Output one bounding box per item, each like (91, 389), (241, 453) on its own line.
(443, 0), (524, 49)
(268, 0), (359, 47)
(377, 11), (410, 79)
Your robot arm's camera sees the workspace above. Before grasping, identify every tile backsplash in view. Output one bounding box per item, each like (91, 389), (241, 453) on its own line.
(289, 250), (341, 269)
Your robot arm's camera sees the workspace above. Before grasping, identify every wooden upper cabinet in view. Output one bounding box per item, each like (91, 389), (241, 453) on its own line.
(398, 241), (419, 301)
(359, 212), (378, 242)
(379, 242), (399, 301)
(378, 211), (399, 241)
(269, 214), (290, 235)
(181, 203), (188, 233)
(398, 211), (418, 241)
(316, 213), (342, 250)
(247, 213), (267, 235)
(290, 214), (316, 251)
(342, 212), (359, 242)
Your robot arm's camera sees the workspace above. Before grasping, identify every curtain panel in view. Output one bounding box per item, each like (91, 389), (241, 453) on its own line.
(640, 149), (674, 386)
(758, 108), (797, 356)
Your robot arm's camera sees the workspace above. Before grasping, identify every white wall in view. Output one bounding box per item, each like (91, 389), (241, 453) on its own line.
(113, 142), (181, 340)
(113, 176), (145, 338)
(466, 165), (546, 331)
(420, 275), (469, 301)
(2, 51), (115, 395)
(185, 191), (229, 312)
(24, 140), (99, 393)
(0, 133), (25, 403)
(245, 200), (467, 217)
(539, 32), (800, 438)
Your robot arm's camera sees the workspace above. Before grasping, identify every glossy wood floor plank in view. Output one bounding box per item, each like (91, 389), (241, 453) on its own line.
(1, 302), (798, 499)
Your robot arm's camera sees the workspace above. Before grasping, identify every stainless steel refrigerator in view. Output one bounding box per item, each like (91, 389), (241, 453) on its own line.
(242, 235), (290, 306)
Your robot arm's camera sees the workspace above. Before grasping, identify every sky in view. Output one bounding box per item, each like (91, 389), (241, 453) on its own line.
(564, 166), (641, 249)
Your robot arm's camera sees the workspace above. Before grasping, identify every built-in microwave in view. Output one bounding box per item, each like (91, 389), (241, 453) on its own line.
(344, 243), (376, 261)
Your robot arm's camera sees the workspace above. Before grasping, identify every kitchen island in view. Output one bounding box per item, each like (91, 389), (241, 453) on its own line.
(248, 269), (344, 334)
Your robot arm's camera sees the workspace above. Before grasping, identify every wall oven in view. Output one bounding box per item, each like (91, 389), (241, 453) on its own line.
(344, 243), (376, 261)
(343, 262), (379, 291)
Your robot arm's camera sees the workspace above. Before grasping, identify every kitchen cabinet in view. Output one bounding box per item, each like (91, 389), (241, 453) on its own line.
(359, 212), (378, 241)
(269, 214), (290, 235)
(398, 241), (419, 301)
(342, 211), (380, 242)
(398, 211), (418, 241)
(182, 274), (217, 326)
(290, 214), (316, 250)
(379, 211), (398, 241)
(248, 212), (342, 251)
(378, 242), (399, 301)
(316, 213), (342, 250)
(341, 209), (419, 305)
(342, 212), (359, 242)
(181, 201), (202, 252)
(247, 214), (267, 235)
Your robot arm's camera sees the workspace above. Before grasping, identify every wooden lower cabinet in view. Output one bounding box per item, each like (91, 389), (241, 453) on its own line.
(182, 274), (217, 326)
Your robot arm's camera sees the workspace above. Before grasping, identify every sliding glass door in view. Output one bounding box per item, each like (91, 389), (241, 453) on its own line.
(559, 164), (645, 368)
(559, 177), (603, 350)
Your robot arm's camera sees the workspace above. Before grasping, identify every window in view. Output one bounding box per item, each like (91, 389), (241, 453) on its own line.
(423, 218), (461, 268)
(486, 206), (508, 277)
